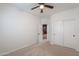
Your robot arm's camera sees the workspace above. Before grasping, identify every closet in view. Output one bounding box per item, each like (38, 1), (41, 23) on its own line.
(53, 19), (79, 51)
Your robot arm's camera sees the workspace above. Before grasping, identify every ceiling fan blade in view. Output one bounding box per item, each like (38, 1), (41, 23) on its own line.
(38, 3), (44, 5)
(40, 9), (43, 13)
(31, 6), (39, 10)
(44, 5), (54, 9)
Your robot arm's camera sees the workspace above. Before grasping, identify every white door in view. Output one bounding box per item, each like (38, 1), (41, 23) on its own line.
(64, 19), (79, 51)
(38, 24), (48, 43)
(53, 21), (64, 46)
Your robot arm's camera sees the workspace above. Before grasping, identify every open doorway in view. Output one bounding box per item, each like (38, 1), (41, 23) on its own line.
(42, 24), (47, 40)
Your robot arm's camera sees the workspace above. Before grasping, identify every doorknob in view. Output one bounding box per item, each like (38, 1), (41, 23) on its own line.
(53, 33), (55, 35)
(38, 33), (40, 35)
(73, 34), (75, 37)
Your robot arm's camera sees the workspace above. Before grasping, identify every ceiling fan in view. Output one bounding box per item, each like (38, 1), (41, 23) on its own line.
(31, 3), (54, 13)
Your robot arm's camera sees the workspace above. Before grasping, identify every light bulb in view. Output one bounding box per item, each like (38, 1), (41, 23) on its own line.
(40, 5), (44, 9)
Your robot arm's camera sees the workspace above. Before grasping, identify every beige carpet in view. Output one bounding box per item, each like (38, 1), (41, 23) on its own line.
(4, 42), (79, 56)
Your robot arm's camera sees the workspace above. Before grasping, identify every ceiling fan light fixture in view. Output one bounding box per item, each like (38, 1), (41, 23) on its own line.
(31, 3), (54, 13)
(40, 5), (44, 9)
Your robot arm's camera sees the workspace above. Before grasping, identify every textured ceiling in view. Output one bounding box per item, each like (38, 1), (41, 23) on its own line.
(14, 3), (79, 18)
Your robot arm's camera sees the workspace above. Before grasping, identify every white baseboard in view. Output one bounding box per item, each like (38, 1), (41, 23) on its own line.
(50, 43), (79, 53)
(0, 45), (27, 56)
(76, 49), (79, 52)
(0, 43), (37, 56)
(49, 41), (54, 45)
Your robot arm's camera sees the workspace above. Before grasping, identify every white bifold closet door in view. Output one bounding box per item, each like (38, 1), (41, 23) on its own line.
(53, 21), (64, 46)
(64, 19), (79, 51)
(53, 19), (79, 51)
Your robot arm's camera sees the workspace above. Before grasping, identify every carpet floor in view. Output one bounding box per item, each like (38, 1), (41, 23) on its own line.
(4, 42), (79, 56)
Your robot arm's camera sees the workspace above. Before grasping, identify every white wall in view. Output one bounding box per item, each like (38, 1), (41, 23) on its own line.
(0, 4), (40, 55)
(51, 7), (79, 51)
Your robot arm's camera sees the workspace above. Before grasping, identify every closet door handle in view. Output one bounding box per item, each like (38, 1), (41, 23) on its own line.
(73, 34), (75, 37)
(38, 33), (40, 35)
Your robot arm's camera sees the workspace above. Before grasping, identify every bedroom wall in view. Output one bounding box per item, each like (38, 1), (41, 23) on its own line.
(0, 4), (40, 55)
(50, 7), (79, 51)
